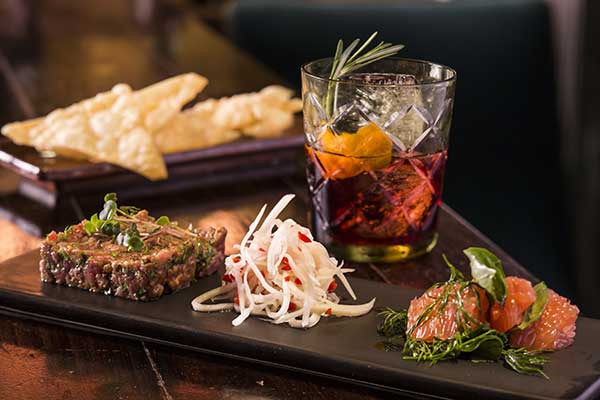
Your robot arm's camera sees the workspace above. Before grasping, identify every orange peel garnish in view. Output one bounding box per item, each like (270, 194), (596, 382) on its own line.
(313, 123), (392, 179)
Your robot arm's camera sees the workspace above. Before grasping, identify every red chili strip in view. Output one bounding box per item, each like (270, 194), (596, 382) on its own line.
(327, 280), (337, 292)
(280, 257), (291, 271)
(298, 232), (311, 243)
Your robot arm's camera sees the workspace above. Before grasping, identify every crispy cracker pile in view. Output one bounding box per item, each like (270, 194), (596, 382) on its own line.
(1, 73), (302, 180)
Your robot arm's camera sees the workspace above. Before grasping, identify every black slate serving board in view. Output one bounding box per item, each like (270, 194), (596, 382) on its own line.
(0, 250), (599, 400)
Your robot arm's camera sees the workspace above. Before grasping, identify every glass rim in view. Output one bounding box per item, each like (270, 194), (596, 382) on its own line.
(301, 57), (456, 88)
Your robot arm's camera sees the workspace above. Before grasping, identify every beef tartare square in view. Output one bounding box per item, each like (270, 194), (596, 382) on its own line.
(40, 194), (226, 301)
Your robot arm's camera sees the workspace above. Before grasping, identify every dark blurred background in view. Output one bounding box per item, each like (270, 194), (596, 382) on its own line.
(0, 0), (598, 316)
(220, 0), (600, 317)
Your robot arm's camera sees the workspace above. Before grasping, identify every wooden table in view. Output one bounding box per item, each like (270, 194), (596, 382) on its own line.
(0, 2), (535, 399)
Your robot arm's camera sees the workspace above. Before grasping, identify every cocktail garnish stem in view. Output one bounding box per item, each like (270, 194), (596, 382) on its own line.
(325, 32), (404, 118)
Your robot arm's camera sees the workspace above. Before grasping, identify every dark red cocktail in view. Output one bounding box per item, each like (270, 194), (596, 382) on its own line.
(305, 123), (447, 261)
(302, 57), (456, 262)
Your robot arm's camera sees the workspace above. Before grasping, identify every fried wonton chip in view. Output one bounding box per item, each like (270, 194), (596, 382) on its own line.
(1, 117), (44, 146)
(154, 103), (240, 154)
(153, 85), (301, 154)
(2, 73), (208, 180)
(208, 85), (302, 138)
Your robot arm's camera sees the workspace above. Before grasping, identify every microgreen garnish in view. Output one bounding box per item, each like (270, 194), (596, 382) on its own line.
(103, 192), (117, 203)
(83, 193), (197, 252)
(325, 32), (404, 118)
(99, 201), (116, 220)
(84, 192), (120, 235)
(119, 205), (141, 216)
(116, 223), (144, 251)
(156, 216), (171, 226)
(376, 249), (550, 378)
(464, 247), (507, 305)
(84, 211), (121, 236)
(403, 329), (507, 365)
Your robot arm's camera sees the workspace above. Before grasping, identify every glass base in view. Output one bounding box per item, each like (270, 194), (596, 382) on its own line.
(328, 233), (438, 263)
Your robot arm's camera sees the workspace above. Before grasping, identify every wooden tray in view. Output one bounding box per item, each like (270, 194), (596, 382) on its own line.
(0, 122), (305, 207)
(0, 250), (599, 400)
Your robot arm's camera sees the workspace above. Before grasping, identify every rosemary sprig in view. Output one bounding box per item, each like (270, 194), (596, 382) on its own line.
(325, 32), (404, 118)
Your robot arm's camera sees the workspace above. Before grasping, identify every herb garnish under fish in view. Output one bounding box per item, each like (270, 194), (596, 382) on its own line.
(377, 248), (579, 378)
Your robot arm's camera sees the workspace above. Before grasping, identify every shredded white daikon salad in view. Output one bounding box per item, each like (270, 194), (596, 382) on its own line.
(191, 194), (375, 328)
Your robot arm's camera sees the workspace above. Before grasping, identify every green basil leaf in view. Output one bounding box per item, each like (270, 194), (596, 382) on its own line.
(472, 338), (505, 361)
(515, 282), (549, 330)
(156, 216), (170, 226)
(467, 333), (506, 361)
(464, 247), (507, 305)
(103, 193), (117, 202)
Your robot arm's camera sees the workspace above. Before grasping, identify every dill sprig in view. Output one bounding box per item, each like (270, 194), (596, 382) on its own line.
(378, 307), (408, 338)
(442, 254), (464, 281)
(376, 251), (550, 378)
(377, 305), (549, 377)
(502, 348), (549, 379)
(325, 32), (404, 118)
(403, 329), (506, 364)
